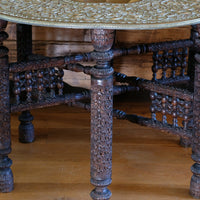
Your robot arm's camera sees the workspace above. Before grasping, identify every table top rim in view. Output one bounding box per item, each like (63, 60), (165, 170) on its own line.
(0, 0), (200, 30)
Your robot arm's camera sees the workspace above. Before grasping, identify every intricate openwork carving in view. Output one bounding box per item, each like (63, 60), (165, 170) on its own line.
(0, 19), (13, 193)
(11, 67), (64, 105)
(152, 48), (188, 81)
(90, 29), (114, 200)
(150, 91), (193, 130)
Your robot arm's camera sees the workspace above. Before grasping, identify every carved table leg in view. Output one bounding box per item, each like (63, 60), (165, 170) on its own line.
(180, 25), (199, 148)
(90, 29), (115, 200)
(0, 20), (13, 192)
(17, 24), (34, 143)
(190, 24), (200, 198)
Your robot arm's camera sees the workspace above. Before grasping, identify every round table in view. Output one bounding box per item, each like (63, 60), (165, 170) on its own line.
(0, 0), (200, 199)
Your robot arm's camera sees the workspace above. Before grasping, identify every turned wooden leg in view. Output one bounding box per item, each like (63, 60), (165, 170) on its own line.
(90, 29), (115, 200)
(190, 24), (200, 198)
(0, 20), (14, 192)
(17, 24), (34, 143)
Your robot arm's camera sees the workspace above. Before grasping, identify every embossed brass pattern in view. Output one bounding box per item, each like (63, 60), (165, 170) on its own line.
(76, 0), (141, 4)
(0, 0), (200, 29)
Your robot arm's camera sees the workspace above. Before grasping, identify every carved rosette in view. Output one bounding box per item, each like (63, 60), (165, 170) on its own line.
(90, 29), (114, 200)
(0, 20), (13, 192)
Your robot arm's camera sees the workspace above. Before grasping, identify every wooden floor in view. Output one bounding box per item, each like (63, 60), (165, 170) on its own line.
(0, 97), (194, 200)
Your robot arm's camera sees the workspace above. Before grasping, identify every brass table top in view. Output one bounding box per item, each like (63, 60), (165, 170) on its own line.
(0, 0), (200, 30)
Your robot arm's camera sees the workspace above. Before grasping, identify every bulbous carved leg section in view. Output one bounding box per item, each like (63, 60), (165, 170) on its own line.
(90, 29), (114, 200)
(190, 53), (200, 198)
(0, 20), (14, 192)
(19, 111), (35, 143)
(180, 137), (191, 148)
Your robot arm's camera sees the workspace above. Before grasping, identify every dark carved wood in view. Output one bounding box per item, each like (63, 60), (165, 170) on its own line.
(190, 53), (200, 198)
(113, 39), (193, 58)
(0, 19), (13, 192)
(17, 24), (35, 143)
(179, 25), (200, 147)
(9, 53), (92, 73)
(2, 21), (200, 198)
(90, 29), (114, 200)
(18, 111), (34, 143)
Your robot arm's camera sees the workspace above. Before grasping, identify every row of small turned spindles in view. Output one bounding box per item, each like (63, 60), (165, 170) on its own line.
(150, 92), (192, 130)
(13, 67), (64, 104)
(152, 48), (188, 81)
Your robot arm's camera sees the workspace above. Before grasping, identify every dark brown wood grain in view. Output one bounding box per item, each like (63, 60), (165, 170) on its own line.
(0, 19), (13, 193)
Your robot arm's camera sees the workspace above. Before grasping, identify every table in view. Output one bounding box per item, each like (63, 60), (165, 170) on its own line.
(0, 0), (200, 199)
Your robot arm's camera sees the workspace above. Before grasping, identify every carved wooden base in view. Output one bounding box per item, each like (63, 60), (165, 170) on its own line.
(90, 186), (112, 200)
(19, 111), (35, 143)
(0, 156), (13, 193)
(190, 176), (200, 198)
(190, 163), (200, 198)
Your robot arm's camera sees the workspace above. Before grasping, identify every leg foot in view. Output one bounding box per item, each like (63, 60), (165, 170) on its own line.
(19, 111), (35, 143)
(190, 163), (200, 198)
(0, 156), (13, 193)
(90, 187), (112, 200)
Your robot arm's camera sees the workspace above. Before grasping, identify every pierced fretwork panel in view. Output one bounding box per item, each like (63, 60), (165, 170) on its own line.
(150, 91), (193, 130)
(152, 48), (188, 81)
(11, 67), (64, 104)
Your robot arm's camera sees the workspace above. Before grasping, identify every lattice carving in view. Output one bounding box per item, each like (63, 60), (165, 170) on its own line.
(11, 67), (64, 104)
(150, 91), (193, 130)
(152, 48), (188, 81)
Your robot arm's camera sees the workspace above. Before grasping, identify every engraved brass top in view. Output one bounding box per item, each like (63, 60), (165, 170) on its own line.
(76, 0), (141, 3)
(0, 0), (200, 30)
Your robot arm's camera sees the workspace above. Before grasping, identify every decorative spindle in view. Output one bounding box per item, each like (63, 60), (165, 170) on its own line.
(162, 50), (168, 79)
(25, 71), (32, 102)
(171, 49), (178, 78)
(181, 48), (187, 76)
(0, 19), (13, 192)
(172, 97), (178, 127)
(150, 92), (157, 121)
(57, 68), (64, 95)
(37, 70), (44, 101)
(90, 29), (114, 200)
(13, 73), (20, 104)
(152, 51), (159, 81)
(49, 67), (56, 98)
(161, 95), (167, 124)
